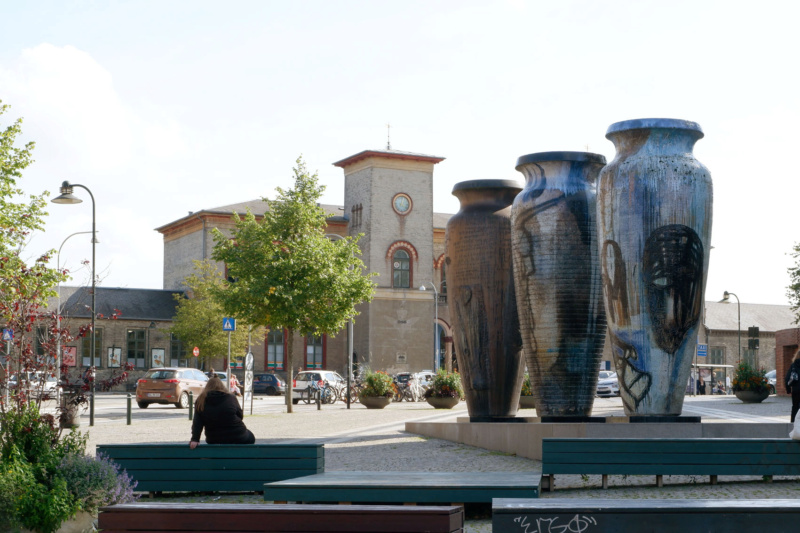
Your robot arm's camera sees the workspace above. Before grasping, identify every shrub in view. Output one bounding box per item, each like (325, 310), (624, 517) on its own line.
(59, 452), (138, 514)
(424, 368), (464, 399)
(521, 373), (532, 396)
(732, 362), (770, 394)
(359, 369), (395, 398)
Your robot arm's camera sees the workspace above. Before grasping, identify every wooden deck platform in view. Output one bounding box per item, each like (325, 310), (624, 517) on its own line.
(263, 471), (541, 504)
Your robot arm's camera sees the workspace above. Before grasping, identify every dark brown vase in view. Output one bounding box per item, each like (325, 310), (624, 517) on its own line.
(446, 179), (524, 420)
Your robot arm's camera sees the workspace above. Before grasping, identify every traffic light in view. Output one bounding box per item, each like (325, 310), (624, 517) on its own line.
(748, 326), (759, 350)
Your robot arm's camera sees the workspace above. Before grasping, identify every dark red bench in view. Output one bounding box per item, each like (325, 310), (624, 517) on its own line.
(99, 502), (465, 533)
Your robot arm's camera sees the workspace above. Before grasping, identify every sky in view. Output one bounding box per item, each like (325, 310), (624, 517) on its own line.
(1, 0), (798, 306)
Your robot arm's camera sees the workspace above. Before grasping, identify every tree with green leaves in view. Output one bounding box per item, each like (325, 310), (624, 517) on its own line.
(787, 242), (800, 324)
(211, 157), (375, 412)
(0, 100), (66, 409)
(169, 260), (258, 371)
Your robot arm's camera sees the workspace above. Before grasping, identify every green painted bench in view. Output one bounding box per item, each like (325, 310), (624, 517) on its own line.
(99, 502), (465, 533)
(97, 443), (323, 493)
(263, 471), (540, 504)
(541, 438), (800, 490)
(493, 498), (800, 532)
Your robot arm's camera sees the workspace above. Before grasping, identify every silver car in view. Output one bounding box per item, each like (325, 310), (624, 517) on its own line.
(596, 371), (620, 397)
(766, 370), (777, 395)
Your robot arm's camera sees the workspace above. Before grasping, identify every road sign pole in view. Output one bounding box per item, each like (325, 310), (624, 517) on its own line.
(227, 331), (231, 392)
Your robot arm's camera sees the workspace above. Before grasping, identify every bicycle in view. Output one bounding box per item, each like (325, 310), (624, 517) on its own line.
(320, 380), (337, 404)
(303, 380), (323, 405)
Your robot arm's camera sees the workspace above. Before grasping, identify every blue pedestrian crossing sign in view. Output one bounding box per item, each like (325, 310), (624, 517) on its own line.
(2, 329), (12, 341)
(222, 318), (236, 332)
(696, 343), (708, 357)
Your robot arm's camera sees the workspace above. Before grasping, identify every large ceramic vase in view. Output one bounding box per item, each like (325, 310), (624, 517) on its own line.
(511, 152), (607, 417)
(446, 179), (525, 419)
(597, 118), (712, 416)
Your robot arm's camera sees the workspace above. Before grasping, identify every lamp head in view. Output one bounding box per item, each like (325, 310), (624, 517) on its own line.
(419, 285), (426, 291)
(51, 181), (83, 204)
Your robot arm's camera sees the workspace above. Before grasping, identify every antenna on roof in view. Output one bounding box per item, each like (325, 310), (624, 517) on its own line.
(386, 123), (391, 150)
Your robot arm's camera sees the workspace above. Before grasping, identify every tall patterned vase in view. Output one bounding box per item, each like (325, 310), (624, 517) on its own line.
(511, 152), (607, 417)
(597, 118), (713, 416)
(446, 179), (524, 420)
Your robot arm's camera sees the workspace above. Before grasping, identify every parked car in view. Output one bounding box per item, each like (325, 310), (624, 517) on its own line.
(136, 367), (208, 409)
(8, 371), (60, 400)
(292, 370), (345, 404)
(596, 371), (620, 397)
(414, 370), (436, 391)
(766, 369), (777, 395)
(205, 371), (228, 383)
(253, 373), (286, 395)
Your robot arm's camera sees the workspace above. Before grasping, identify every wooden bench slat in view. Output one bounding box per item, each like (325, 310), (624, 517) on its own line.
(99, 503), (465, 533)
(545, 438), (800, 454)
(544, 452), (800, 466)
(543, 463), (800, 476)
(98, 443), (323, 459)
(128, 469), (319, 482)
(110, 457), (324, 470)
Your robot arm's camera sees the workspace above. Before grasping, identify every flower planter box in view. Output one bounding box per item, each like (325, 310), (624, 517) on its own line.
(735, 390), (769, 403)
(360, 396), (391, 409)
(426, 396), (459, 409)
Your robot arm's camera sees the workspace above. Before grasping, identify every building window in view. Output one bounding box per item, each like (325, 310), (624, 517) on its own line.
(267, 329), (285, 370)
(170, 334), (190, 367)
(440, 263), (447, 296)
(305, 333), (324, 369)
(81, 328), (103, 367)
(393, 249), (411, 288)
(35, 326), (48, 359)
(708, 347), (724, 365)
(127, 329), (146, 368)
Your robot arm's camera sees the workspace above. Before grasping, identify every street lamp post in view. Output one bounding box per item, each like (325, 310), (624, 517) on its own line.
(52, 182), (97, 426)
(55, 231), (95, 381)
(722, 291), (741, 364)
(325, 234), (353, 409)
(419, 282), (439, 372)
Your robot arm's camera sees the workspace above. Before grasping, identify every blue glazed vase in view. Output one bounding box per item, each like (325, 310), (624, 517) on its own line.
(597, 118), (713, 416)
(511, 152), (607, 417)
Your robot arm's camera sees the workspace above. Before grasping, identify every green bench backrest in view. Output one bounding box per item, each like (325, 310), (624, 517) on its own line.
(97, 443), (324, 492)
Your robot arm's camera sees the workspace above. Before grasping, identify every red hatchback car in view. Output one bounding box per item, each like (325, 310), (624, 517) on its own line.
(136, 367), (208, 409)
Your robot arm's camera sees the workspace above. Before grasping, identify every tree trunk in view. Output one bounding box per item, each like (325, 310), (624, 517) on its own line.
(286, 328), (294, 414)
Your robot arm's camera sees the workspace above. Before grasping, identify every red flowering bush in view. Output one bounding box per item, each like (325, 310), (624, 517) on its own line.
(732, 362), (770, 394)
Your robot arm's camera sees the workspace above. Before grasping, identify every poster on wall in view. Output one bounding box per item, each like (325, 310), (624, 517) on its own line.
(151, 348), (165, 368)
(63, 346), (77, 367)
(108, 347), (122, 368)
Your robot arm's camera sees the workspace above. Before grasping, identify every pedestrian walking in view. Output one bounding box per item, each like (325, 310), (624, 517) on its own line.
(785, 349), (800, 422)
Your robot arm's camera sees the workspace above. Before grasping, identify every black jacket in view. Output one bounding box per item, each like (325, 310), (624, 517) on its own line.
(786, 360), (800, 394)
(191, 390), (252, 444)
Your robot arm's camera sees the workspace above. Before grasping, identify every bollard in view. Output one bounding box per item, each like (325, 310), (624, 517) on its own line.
(126, 394), (132, 425)
(316, 389), (321, 410)
(188, 391), (194, 420)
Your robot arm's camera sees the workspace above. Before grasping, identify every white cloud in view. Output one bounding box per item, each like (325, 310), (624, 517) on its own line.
(1, 43), (133, 173)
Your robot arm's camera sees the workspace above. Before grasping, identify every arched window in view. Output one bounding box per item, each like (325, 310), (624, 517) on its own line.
(393, 249), (411, 288)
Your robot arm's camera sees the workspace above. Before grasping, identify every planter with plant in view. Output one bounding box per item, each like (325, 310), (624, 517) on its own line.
(424, 369), (464, 409)
(731, 362), (770, 403)
(519, 374), (535, 409)
(358, 369), (395, 409)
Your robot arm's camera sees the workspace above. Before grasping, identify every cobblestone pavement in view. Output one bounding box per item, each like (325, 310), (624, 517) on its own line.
(80, 393), (800, 533)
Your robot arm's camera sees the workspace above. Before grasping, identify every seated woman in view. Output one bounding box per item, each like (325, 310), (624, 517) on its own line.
(189, 376), (255, 448)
